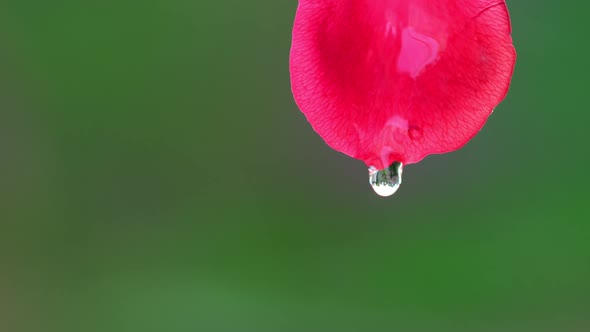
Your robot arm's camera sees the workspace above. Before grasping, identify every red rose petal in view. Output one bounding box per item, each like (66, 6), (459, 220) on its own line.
(290, 0), (516, 170)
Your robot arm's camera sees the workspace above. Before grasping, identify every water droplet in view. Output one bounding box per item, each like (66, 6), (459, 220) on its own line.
(369, 161), (403, 197)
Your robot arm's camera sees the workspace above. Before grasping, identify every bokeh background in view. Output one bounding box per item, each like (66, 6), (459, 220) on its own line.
(1, 1), (589, 331)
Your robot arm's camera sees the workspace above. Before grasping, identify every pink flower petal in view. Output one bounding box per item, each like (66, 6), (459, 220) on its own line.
(290, 0), (516, 170)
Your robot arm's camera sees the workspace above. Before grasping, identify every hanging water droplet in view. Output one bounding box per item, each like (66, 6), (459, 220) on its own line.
(369, 161), (403, 197)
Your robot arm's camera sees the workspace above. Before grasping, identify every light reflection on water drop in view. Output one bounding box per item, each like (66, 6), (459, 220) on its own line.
(369, 161), (403, 197)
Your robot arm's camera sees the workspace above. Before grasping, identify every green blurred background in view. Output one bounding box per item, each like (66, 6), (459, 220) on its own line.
(1, 1), (589, 331)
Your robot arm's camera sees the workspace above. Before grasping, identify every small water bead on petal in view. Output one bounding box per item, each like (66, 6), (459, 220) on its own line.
(369, 161), (403, 197)
(408, 125), (423, 141)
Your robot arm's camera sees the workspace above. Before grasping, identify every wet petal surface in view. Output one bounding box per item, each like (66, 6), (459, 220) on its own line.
(290, 0), (516, 169)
